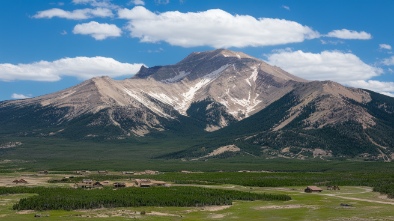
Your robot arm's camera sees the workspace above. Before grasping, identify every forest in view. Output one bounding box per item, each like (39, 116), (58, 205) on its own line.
(0, 186), (291, 211)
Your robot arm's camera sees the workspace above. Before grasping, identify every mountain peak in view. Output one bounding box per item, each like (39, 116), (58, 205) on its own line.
(212, 49), (256, 59)
(181, 49), (256, 63)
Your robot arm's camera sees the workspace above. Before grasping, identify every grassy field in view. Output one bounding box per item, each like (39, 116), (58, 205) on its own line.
(0, 171), (394, 220)
(2, 137), (394, 173)
(0, 184), (394, 220)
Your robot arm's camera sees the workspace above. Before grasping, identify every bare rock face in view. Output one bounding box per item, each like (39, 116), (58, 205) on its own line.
(272, 81), (375, 131)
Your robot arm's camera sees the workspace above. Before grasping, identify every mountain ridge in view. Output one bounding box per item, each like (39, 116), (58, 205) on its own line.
(1, 49), (393, 160)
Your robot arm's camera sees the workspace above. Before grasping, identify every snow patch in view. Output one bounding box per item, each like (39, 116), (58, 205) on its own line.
(122, 87), (172, 119)
(177, 64), (229, 114)
(229, 97), (261, 117)
(245, 66), (258, 86)
(148, 92), (179, 106)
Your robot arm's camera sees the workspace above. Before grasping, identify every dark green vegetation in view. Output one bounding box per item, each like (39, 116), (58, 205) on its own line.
(134, 172), (394, 189)
(3, 136), (394, 172)
(0, 186), (290, 211)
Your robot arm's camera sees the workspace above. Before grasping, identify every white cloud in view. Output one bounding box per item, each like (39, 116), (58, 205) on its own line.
(282, 5), (290, 11)
(73, 21), (122, 40)
(381, 92), (394, 97)
(347, 80), (394, 97)
(118, 6), (320, 48)
(326, 29), (372, 40)
(33, 7), (113, 20)
(266, 50), (382, 83)
(133, 0), (145, 5)
(11, 93), (31, 99)
(380, 44), (392, 50)
(0, 57), (144, 82)
(383, 56), (394, 66)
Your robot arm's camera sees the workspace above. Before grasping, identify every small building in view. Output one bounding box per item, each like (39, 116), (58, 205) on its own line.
(134, 179), (167, 187)
(38, 170), (48, 175)
(144, 170), (159, 175)
(122, 171), (134, 175)
(113, 182), (126, 188)
(150, 180), (167, 187)
(93, 181), (104, 188)
(75, 182), (93, 189)
(82, 179), (93, 184)
(305, 186), (323, 193)
(98, 170), (108, 175)
(12, 179), (28, 184)
(74, 181), (103, 189)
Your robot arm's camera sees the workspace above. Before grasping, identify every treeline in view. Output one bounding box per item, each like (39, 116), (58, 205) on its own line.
(373, 184), (394, 198)
(138, 172), (388, 187)
(0, 186), (290, 211)
(137, 172), (394, 198)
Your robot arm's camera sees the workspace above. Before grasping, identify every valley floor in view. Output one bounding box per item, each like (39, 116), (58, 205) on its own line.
(0, 172), (394, 220)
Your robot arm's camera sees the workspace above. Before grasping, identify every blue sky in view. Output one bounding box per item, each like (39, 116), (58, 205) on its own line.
(1, 0), (393, 101)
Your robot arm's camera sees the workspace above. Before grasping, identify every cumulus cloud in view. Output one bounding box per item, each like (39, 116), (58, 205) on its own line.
(73, 21), (122, 40)
(326, 29), (372, 40)
(380, 44), (392, 50)
(383, 56), (394, 66)
(118, 6), (320, 48)
(347, 80), (394, 97)
(33, 7), (113, 19)
(266, 50), (382, 83)
(0, 57), (144, 82)
(11, 93), (31, 99)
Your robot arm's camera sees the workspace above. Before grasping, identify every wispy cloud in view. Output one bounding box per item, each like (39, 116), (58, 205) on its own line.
(380, 44), (392, 50)
(155, 0), (170, 5)
(0, 57), (144, 82)
(383, 56), (394, 66)
(326, 29), (372, 40)
(132, 0), (145, 5)
(73, 21), (122, 40)
(118, 6), (319, 48)
(282, 5), (290, 11)
(11, 93), (31, 99)
(320, 39), (344, 45)
(33, 7), (113, 20)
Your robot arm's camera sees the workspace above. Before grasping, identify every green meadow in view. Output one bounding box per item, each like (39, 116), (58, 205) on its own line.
(1, 137), (394, 220)
(0, 182), (393, 221)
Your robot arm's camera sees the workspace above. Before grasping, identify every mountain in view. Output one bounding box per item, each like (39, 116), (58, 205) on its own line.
(0, 49), (393, 160)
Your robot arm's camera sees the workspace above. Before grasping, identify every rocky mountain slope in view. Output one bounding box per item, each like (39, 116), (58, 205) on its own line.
(0, 49), (393, 160)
